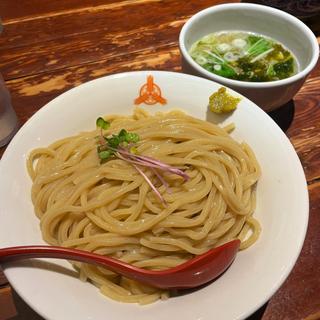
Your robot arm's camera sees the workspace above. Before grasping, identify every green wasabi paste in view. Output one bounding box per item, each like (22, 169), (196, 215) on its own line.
(209, 87), (241, 114)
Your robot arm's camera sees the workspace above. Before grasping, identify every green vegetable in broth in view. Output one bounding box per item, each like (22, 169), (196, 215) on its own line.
(189, 31), (298, 82)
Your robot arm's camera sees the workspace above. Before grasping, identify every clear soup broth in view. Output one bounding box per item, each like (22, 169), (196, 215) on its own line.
(189, 31), (298, 82)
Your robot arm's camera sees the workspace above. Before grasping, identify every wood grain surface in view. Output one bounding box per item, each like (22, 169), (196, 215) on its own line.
(0, 1), (319, 319)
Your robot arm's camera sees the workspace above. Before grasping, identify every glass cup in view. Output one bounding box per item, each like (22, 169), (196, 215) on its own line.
(0, 73), (18, 147)
(0, 20), (18, 147)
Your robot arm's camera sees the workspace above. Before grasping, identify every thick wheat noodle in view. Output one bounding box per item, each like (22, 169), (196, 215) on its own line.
(27, 108), (261, 304)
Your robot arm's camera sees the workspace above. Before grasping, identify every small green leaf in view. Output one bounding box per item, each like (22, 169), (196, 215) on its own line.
(212, 64), (237, 78)
(247, 35), (262, 46)
(96, 117), (110, 130)
(107, 135), (120, 148)
(273, 57), (294, 79)
(126, 132), (140, 143)
(118, 129), (128, 142)
(98, 150), (112, 160)
(246, 38), (272, 58)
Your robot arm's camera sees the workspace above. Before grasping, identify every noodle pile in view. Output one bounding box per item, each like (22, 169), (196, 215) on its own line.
(27, 109), (261, 304)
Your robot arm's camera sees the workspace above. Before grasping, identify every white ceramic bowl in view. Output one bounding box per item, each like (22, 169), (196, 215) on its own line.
(0, 71), (308, 320)
(179, 3), (319, 112)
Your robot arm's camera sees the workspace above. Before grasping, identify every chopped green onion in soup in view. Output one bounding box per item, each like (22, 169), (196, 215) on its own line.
(189, 31), (298, 82)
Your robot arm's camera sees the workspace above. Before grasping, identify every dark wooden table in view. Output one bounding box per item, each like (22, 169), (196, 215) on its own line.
(0, 1), (319, 319)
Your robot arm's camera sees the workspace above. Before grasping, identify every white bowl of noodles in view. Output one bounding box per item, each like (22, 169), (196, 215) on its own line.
(0, 71), (308, 320)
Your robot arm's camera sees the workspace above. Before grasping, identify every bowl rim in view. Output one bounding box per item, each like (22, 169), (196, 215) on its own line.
(179, 2), (319, 88)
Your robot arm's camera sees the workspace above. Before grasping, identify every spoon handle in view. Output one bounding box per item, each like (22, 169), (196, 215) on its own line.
(0, 245), (140, 275)
(0, 245), (177, 288)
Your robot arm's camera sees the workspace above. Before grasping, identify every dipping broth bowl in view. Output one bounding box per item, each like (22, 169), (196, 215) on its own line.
(179, 3), (319, 112)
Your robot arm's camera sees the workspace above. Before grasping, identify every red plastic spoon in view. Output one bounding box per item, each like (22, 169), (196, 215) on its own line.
(0, 240), (240, 289)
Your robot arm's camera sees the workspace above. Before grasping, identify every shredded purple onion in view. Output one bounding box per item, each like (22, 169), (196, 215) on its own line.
(132, 164), (167, 205)
(102, 145), (189, 205)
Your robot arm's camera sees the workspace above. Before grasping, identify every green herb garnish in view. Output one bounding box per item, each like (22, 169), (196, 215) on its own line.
(273, 57), (294, 79)
(98, 150), (112, 160)
(96, 117), (110, 130)
(95, 116), (189, 205)
(245, 37), (273, 58)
